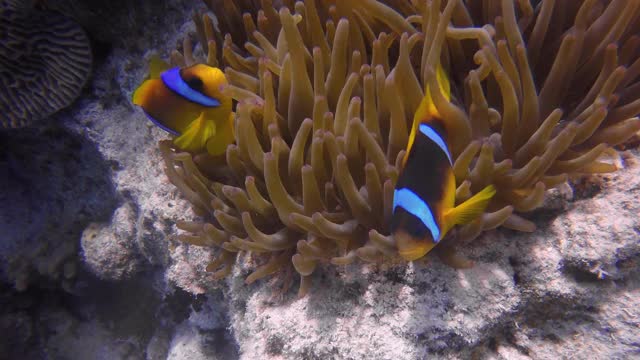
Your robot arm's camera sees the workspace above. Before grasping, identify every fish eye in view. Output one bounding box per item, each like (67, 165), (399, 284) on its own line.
(184, 75), (204, 92)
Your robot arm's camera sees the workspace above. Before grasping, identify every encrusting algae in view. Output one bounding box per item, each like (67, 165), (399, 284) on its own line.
(150, 0), (640, 297)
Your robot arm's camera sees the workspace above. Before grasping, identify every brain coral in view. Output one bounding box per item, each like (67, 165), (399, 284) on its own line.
(0, 0), (92, 128)
(159, 0), (640, 296)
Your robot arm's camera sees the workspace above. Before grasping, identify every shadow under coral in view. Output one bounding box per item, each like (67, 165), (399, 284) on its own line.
(0, 124), (118, 290)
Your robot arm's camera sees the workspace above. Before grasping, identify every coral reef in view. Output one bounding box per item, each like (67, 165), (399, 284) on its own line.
(160, 0), (640, 295)
(4, 0), (637, 358)
(80, 202), (143, 280)
(227, 149), (640, 359)
(0, 0), (92, 128)
(1, 2), (238, 359)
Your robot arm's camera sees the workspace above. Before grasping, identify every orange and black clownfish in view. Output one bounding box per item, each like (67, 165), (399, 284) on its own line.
(132, 57), (234, 156)
(391, 65), (496, 261)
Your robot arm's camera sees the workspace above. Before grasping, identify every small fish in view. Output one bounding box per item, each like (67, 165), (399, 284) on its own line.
(391, 65), (496, 261)
(132, 57), (234, 156)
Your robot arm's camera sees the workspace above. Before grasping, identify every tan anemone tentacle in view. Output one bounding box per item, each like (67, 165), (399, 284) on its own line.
(153, 0), (640, 295)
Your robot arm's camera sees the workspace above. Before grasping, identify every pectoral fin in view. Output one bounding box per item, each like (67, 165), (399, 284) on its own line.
(405, 63), (452, 164)
(205, 112), (235, 156)
(173, 112), (216, 152)
(442, 185), (496, 233)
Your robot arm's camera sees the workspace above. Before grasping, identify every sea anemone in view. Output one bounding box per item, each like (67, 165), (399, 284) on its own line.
(159, 0), (640, 296)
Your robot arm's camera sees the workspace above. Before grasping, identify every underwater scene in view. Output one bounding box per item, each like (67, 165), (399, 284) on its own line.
(1, 0), (640, 358)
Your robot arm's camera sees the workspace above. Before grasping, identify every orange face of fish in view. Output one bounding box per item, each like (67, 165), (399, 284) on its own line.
(132, 63), (234, 155)
(133, 78), (201, 134)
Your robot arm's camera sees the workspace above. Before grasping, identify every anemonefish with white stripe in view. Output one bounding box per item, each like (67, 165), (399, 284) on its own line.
(391, 65), (496, 261)
(132, 57), (234, 156)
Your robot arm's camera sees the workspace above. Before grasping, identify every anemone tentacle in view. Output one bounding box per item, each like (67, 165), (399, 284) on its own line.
(158, 0), (640, 296)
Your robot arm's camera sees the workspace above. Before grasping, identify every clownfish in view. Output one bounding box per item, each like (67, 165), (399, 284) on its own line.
(391, 65), (496, 261)
(132, 57), (234, 156)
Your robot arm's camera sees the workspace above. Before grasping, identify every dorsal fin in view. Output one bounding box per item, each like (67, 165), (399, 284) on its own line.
(404, 63), (451, 164)
(148, 54), (170, 79)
